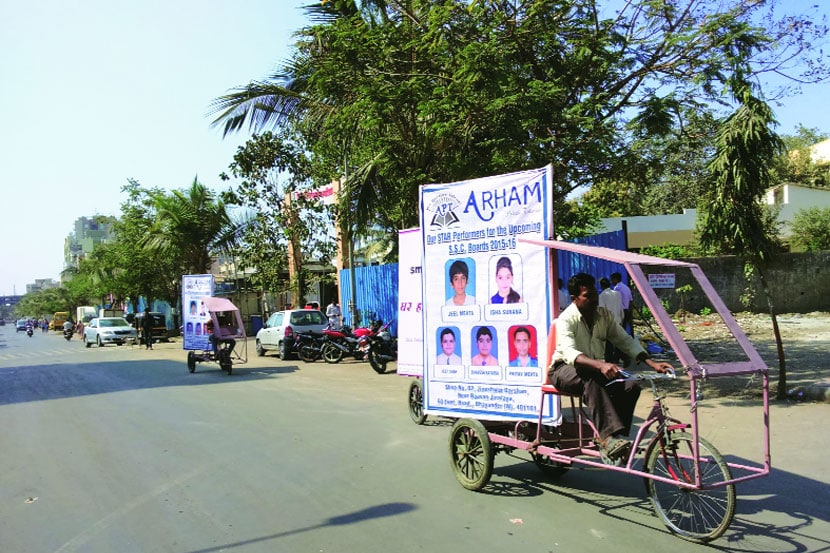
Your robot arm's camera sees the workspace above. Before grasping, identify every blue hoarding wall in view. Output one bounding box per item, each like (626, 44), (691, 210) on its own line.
(339, 264), (399, 334)
(558, 230), (627, 285)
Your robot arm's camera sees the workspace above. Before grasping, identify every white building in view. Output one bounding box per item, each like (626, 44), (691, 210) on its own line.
(598, 183), (830, 250)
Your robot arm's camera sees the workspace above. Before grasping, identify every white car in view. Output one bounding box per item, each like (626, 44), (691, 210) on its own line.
(83, 317), (138, 347)
(255, 309), (328, 360)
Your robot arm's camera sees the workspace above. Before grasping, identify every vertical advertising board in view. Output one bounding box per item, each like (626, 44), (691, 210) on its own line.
(182, 274), (214, 351)
(397, 228), (424, 377)
(419, 166), (558, 422)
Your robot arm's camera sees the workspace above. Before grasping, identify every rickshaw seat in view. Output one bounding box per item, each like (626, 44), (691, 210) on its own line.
(541, 320), (576, 396)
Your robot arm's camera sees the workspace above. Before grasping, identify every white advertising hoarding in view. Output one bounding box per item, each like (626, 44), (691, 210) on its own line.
(182, 274), (215, 351)
(397, 228), (425, 377)
(419, 166), (558, 421)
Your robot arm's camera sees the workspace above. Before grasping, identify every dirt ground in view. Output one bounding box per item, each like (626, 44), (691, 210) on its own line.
(632, 310), (830, 400)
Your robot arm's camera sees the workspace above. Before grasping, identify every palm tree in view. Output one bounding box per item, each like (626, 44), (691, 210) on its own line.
(146, 178), (237, 275)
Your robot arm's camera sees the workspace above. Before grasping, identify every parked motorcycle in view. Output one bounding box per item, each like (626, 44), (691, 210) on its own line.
(320, 324), (374, 364)
(361, 321), (397, 374)
(294, 330), (327, 363)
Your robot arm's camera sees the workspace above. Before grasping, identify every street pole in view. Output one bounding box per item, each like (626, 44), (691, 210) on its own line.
(343, 148), (359, 327)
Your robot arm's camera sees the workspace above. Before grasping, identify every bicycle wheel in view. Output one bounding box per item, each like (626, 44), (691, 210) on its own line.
(643, 431), (735, 543)
(449, 418), (493, 491)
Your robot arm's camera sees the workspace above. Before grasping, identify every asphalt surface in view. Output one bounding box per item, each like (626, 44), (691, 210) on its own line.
(0, 329), (828, 552)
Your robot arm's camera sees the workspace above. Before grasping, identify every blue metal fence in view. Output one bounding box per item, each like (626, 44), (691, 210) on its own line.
(339, 264), (399, 334)
(557, 230), (627, 284)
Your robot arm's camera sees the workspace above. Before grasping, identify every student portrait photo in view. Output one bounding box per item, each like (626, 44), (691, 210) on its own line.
(445, 258), (477, 306)
(435, 327), (462, 365)
(490, 255), (522, 304)
(470, 326), (499, 366)
(508, 325), (538, 367)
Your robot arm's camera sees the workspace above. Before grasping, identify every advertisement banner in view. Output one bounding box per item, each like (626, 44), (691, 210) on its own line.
(182, 274), (214, 351)
(419, 166), (558, 421)
(397, 228), (424, 377)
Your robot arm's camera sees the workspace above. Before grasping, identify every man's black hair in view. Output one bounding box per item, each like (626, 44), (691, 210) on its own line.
(567, 272), (596, 297)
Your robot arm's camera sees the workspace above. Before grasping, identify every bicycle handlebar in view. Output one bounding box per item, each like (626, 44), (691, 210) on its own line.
(606, 369), (677, 386)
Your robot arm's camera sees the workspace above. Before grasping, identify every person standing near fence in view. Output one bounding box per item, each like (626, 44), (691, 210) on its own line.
(610, 272), (633, 335)
(326, 300), (342, 328)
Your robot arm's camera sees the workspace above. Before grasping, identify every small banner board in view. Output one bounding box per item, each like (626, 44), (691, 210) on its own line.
(182, 274), (214, 351)
(648, 273), (676, 289)
(397, 228), (425, 377)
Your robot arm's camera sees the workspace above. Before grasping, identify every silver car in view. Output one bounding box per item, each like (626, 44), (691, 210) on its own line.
(83, 317), (138, 347)
(255, 309), (327, 360)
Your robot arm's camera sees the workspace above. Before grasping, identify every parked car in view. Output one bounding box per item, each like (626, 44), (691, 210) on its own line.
(255, 309), (328, 360)
(132, 311), (169, 344)
(83, 317), (138, 347)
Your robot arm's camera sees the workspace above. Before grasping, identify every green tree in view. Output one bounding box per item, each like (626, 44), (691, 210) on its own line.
(698, 68), (790, 397)
(111, 180), (183, 311)
(212, 0), (827, 249)
(14, 287), (72, 321)
(145, 178), (237, 275)
(221, 132), (336, 306)
(770, 125), (830, 186)
(790, 207), (830, 251)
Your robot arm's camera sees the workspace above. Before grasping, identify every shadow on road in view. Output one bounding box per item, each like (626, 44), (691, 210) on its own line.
(0, 359), (301, 406)
(181, 502), (416, 553)
(482, 453), (828, 549)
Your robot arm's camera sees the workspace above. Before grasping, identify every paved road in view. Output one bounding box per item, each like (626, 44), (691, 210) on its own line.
(0, 329), (827, 552)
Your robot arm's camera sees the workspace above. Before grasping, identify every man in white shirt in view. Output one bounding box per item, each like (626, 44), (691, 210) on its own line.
(598, 277), (624, 364)
(598, 277), (623, 324)
(550, 273), (673, 464)
(326, 300), (342, 328)
(611, 271), (633, 335)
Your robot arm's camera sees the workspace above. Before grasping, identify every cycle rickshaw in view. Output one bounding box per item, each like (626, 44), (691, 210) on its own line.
(447, 238), (771, 543)
(185, 296), (248, 375)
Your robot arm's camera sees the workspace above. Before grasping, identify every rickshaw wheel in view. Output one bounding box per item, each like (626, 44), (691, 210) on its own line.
(643, 431), (735, 543)
(531, 449), (569, 476)
(449, 418), (493, 491)
(408, 380), (427, 425)
(187, 351), (196, 373)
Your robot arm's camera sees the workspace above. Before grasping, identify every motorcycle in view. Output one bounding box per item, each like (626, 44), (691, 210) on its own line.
(64, 328), (74, 341)
(26, 325), (34, 337)
(294, 330), (327, 363)
(320, 324), (374, 364)
(361, 321), (397, 374)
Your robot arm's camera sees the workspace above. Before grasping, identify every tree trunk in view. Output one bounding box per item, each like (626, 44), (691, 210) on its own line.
(756, 265), (787, 399)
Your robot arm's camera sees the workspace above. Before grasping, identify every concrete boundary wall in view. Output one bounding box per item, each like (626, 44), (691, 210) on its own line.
(636, 251), (830, 314)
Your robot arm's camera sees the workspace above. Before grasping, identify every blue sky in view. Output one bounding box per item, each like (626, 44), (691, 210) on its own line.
(1, 0), (828, 296)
